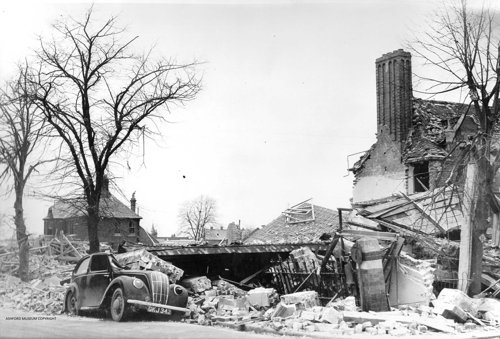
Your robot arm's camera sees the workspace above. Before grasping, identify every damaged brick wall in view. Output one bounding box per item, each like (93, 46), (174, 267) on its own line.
(352, 129), (408, 203)
(352, 50), (413, 203)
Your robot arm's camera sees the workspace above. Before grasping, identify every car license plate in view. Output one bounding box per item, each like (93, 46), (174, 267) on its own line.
(147, 306), (171, 315)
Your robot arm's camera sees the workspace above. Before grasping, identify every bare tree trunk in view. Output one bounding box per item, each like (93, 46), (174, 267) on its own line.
(87, 203), (100, 254)
(14, 183), (29, 282)
(469, 158), (491, 294)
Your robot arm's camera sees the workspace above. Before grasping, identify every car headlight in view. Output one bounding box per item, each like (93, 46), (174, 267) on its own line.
(132, 278), (144, 289)
(173, 285), (184, 296)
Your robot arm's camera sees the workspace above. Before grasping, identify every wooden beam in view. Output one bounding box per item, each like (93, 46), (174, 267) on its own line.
(458, 162), (477, 293)
(401, 192), (446, 233)
(341, 229), (397, 241)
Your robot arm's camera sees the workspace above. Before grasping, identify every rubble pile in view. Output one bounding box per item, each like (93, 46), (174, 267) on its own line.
(0, 250), (73, 280)
(0, 274), (66, 315)
(180, 273), (500, 336)
(0, 253), (73, 315)
(115, 249), (184, 283)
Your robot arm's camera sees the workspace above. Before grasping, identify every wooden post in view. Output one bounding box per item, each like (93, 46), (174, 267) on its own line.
(492, 213), (500, 247)
(458, 162), (477, 292)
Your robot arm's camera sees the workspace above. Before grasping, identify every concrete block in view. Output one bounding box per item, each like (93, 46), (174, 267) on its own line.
(280, 291), (320, 308)
(204, 289), (217, 297)
(290, 247), (321, 272)
(441, 305), (468, 323)
(246, 287), (276, 308)
(271, 303), (296, 319)
(477, 297), (500, 317)
(320, 307), (341, 324)
(182, 276), (212, 293)
(300, 310), (318, 321)
(436, 288), (478, 317)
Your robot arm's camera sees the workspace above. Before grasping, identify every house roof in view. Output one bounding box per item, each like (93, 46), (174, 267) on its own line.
(45, 193), (141, 220)
(244, 202), (340, 245)
(403, 98), (471, 163)
(352, 98), (473, 171)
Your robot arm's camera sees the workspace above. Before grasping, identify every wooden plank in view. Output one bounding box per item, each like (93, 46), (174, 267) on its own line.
(481, 273), (500, 297)
(458, 163), (477, 293)
(364, 186), (452, 218)
(341, 229), (398, 241)
(61, 232), (83, 259)
(347, 211), (380, 229)
(401, 192), (445, 233)
(380, 192), (457, 219)
(240, 266), (269, 285)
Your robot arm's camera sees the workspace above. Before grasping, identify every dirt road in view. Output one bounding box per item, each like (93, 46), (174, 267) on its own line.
(0, 308), (286, 339)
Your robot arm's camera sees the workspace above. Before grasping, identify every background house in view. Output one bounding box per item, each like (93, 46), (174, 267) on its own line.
(205, 222), (242, 245)
(43, 178), (156, 246)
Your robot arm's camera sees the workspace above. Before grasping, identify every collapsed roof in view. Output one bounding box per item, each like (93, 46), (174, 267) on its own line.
(244, 200), (341, 245)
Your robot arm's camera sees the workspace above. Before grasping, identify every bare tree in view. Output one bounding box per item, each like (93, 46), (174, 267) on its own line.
(0, 68), (48, 281)
(28, 8), (201, 253)
(178, 195), (218, 241)
(410, 0), (500, 294)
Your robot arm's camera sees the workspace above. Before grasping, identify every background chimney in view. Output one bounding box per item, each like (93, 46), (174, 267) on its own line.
(375, 49), (413, 144)
(130, 192), (136, 212)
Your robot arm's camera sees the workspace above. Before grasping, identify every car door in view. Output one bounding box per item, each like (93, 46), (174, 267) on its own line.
(85, 254), (112, 307)
(73, 257), (90, 308)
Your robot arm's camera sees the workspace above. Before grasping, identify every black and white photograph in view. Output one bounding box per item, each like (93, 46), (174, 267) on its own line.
(2, 0), (500, 338)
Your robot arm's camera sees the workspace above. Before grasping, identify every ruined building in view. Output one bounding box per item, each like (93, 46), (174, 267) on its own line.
(43, 177), (156, 246)
(350, 49), (494, 204)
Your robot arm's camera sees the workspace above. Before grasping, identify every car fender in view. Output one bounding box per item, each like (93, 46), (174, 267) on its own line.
(99, 276), (150, 308)
(64, 283), (81, 312)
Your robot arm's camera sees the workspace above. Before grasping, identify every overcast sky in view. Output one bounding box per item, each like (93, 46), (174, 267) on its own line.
(0, 0), (471, 238)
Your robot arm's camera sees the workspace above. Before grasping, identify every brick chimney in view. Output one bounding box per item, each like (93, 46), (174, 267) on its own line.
(130, 192), (136, 213)
(376, 49), (413, 144)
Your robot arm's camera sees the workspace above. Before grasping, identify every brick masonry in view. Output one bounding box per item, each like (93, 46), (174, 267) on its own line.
(44, 216), (154, 246)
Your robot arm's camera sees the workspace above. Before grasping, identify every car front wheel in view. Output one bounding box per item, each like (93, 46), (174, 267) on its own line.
(110, 288), (130, 322)
(65, 290), (79, 316)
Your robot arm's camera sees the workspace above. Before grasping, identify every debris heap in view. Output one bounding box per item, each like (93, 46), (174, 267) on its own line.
(181, 273), (500, 336)
(115, 249), (184, 283)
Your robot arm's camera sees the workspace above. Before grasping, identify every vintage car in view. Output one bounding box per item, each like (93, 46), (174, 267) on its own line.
(64, 252), (190, 321)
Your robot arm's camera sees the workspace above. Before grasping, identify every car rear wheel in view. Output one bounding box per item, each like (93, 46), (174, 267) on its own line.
(65, 290), (79, 315)
(110, 288), (130, 322)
